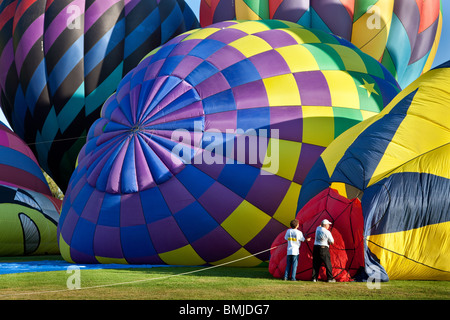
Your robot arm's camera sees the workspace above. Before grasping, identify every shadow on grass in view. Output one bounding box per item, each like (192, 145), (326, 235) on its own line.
(0, 254), (275, 281)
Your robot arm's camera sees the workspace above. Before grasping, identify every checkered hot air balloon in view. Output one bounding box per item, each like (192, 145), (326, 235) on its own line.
(57, 20), (400, 266)
(200, 0), (442, 89)
(298, 60), (450, 281)
(0, 0), (199, 191)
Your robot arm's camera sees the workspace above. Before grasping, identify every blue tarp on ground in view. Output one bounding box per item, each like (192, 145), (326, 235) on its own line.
(0, 260), (170, 275)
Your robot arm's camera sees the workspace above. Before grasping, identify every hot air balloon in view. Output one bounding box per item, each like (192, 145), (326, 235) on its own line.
(0, 184), (61, 256)
(0, 121), (61, 256)
(57, 20), (399, 266)
(269, 188), (364, 282)
(297, 61), (450, 281)
(0, 121), (51, 195)
(200, 0), (442, 88)
(0, 0), (200, 191)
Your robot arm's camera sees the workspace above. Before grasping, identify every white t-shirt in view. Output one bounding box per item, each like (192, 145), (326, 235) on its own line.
(284, 229), (305, 255)
(314, 226), (334, 247)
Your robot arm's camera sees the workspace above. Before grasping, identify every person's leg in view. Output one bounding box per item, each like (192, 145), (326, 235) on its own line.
(284, 255), (292, 280)
(322, 248), (334, 281)
(311, 246), (321, 281)
(290, 255), (299, 281)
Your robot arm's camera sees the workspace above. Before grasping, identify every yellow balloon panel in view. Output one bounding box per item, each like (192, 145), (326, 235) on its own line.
(367, 221), (450, 280)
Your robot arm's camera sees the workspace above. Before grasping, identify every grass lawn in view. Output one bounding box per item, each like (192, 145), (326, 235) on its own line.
(0, 256), (448, 301)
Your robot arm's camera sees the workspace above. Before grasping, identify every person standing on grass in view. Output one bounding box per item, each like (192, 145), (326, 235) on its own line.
(284, 219), (311, 281)
(312, 219), (336, 282)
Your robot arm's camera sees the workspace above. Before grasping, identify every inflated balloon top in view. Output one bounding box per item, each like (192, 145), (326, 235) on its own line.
(0, 0), (199, 191)
(298, 60), (450, 280)
(200, 0), (442, 89)
(58, 20), (400, 266)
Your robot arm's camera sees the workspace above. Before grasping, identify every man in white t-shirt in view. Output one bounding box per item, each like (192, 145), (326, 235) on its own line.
(284, 219), (311, 281)
(312, 219), (335, 282)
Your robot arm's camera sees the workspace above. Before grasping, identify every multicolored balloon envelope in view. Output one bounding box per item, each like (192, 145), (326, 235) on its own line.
(298, 61), (450, 280)
(200, 0), (442, 89)
(0, 185), (61, 256)
(269, 188), (364, 282)
(57, 20), (399, 266)
(0, 0), (199, 191)
(0, 121), (61, 256)
(0, 121), (51, 195)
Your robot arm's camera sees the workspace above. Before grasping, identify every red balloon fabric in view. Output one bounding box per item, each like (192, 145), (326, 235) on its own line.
(269, 188), (365, 282)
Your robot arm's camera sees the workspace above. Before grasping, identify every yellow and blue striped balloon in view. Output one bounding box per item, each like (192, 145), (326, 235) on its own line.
(299, 61), (450, 280)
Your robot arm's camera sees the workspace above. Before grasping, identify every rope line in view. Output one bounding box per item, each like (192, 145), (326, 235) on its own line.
(25, 135), (88, 146)
(0, 245), (280, 298)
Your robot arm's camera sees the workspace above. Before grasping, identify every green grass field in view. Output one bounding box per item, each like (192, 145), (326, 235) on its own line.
(0, 255), (448, 301)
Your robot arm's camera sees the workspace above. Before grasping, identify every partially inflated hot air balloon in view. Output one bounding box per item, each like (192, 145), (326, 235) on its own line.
(269, 188), (364, 282)
(200, 0), (442, 89)
(57, 20), (399, 266)
(0, 0), (199, 191)
(298, 61), (450, 281)
(0, 121), (61, 256)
